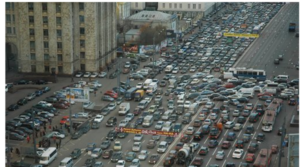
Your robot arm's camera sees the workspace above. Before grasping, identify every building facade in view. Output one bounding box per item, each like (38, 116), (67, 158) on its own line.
(5, 2), (117, 75)
(116, 2), (131, 21)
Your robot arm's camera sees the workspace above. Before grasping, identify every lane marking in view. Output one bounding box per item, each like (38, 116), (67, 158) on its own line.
(227, 149), (232, 158)
(74, 158), (82, 166)
(221, 159), (227, 167)
(205, 158), (212, 167)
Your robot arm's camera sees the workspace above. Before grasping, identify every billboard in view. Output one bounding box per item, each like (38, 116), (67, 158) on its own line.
(223, 33), (259, 38)
(117, 127), (179, 137)
(166, 30), (176, 38)
(65, 87), (90, 102)
(139, 45), (154, 54)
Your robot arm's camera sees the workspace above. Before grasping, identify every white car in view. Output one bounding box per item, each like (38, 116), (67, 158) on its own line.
(221, 110), (229, 118)
(191, 79), (200, 85)
(172, 67), (179, 74)
(209, 113), (218, 120)
(162, 121), (173, 132)
(185, 126), (195, 135)
(114, 141), (122, 151)
(203, 75), (214, 82)
(232, 149), (244, 159)
(155, 121), (164, 130)
(138, 150), (148, 160)
(184, 101), (191, 108)
(129, 159), (140, 167)
(75, 72), (83, 77)
(119, 119), (129, 127)
(50, 131), (65, 139)
(228, 94), (242, 99)
(38, 111), (54, 117)
(136, 82), (143, 89)
(134, 134), (144, 141)
(198, 98), (211, 105)
(189, 67), (197, 72)
(232, 110), (240, 117)
(88, 81), (102, 88)
(199, 114), (207, 121)
(205, 101), (215, 109)
(125, 113), (134, 122)
(224, 121), (235, 129)
(83, 101), (93, 108)
(107, 102), (116, 111)
(72, 112), (89, 118)
(94, 114), (104, 122)
(233, 123), (242, 131)
(116, 160), (126, 167)
(245, 103), (253, 110)
(83, 72), (91, 77)
(132, 142), (141, 152)
(38, 101), (53, 107)
(190, 142), (200, 151)
(203, 119), (212, 126)
(90, 72), (99, 78)
(99, 72), (107, 78)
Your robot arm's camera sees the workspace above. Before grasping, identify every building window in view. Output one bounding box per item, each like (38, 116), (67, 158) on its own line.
(43, 29), (48, 36)
(80, 52), (85, 58)
(29, 16), (34, 23)
(135, 3), (138, 8)
(6, 14), (11, 22)
(6, 27), (12, 34)
(80, 64), (85, 71)
(56, 3), (61, 13)
(12, 3), (14, 10)
(179, 3), (182, 8)
(43, 16), (48, 24)
(188, 4), (190, 9)
(30, 41), (35, 49)
(42, 3), (47, 12)
(79, 3), (84, 11)
(6, 2), (10, 10)
(169, 3), (172, 8)
(58, 66), (63, 73)
(80, 40), (85, 47)
(31, 53), (36, 60)
(12, 15), (15, 22)
(57, 30), (62, 37)
(44, 42), (49, 48)
(31, 65), (36, 72)
(193, 4), (196, 9)
(79, 15), (84, 23)
(80, 28), (85, 35)
(44, 66), (49, 72)
(44, 54), (49, 60)
(174, 3), (177, 9)
(28, 3), (34, 11)
(57, 42), (62, 49)
(162, 3), (165, 8)
(56, 17), (62, 25)
(198, 4), (201, 9)
(57, 54), (63, 61)
(12, 27), (15, 34)
(29, 29), (35, 36)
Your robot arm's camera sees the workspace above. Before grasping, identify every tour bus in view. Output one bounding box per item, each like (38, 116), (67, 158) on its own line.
(228, 67), (266, 81)
(39, 147), (57, 165)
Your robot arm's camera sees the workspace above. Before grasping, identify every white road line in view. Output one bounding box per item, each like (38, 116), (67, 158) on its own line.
(242, 151), (247, 159)
(128, 139), (131, 143)
(212, 147), (218, 155)
(221, 159), (227, 167)
(227, 149), (232, 158)
(239, 162), (243, 167)
(248, 141), (252, 149)
(257, 113), (264, 130)
(252, 131), (256, 139)
(205, 158), (212, 167)
(74, 158), (82, 166)
(204, 136), (210, 144)
(233, 139), (237, 148)
(237, 130), (242, 138)
(224, 129), (228, 136)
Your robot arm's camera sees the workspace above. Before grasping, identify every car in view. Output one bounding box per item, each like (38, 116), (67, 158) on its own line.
(203, 119), (212, 126)
(50, 131), (65, 139)
(233, 123), (242, 131)
(125, 113), (134, 122)
(8, 132), (24, 140)
(70, 148), (82, 159)
(185, 126), (195, 135)
(100, 140), (111, 150)
(243, 134), (251, 143)
(208, 140), (218, 148)
(245, 125), (254, 134)
(175, 142), (184, 151)
(132, 142), (141, 152)
(85, 158), (96, 167)
(152, 135), (161, 141)
(245, 103), (253, 110)
(215, 150), (225, 160)
(198, 146), (209, 155)
(256, 133), (265, 141)
(114, 141), (122, 151)
(147, 139), (157, 149)
(237, 116), (246, 124)
(248, 143), (259, 153)
(221, 141), (231, 149)
(102, 95), (115, 102)
(94, 114), (104, 123)
(245, 153), (255, 163)
(289, 98), (297, 105)
(111, 152), (123, 162)
(99, 72), (107, 78)
(134, 134), (143, 141)
(107, 102), (117, 111)
(7, 104), (19, 111)
(241, 110), (250, 117)
(232, 149), (244, 159)
(193, 120), (202, 127)
(129, 158), (140, 167)
(125, 152), (137, 162)
(235, 140), (244, 148)
(227, 132), (237, 141)
(75, 72), (83, 77)
(138, 150), (148, 160)
(155, 121), (164, 130)
(91, 148), (103, 159)
(148, 154), (160, 164)
(224, 121), (235, 129)
(102, 149), (113, 159)
(86, 143), (96, 152)
(17, 79), (29, 85)
(72, 112), (89, 118)
(191, 157), (204, 166)
(226, 162), (236, 167)
(17, 98), (28, 106)
(116, 160), (126, 167)
(274, 58), (280, 64)
(209, 113), (218, 120)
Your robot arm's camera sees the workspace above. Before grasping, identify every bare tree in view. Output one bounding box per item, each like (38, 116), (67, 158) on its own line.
(139, 24), (167, 45)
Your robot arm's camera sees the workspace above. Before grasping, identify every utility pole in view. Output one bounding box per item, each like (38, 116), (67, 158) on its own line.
(278, 116), (286, 167)
(117, 57), (121, 96)
(32, 113), (38, 163)
(153, 36), (155, 66)
(68, 89), (73, 136)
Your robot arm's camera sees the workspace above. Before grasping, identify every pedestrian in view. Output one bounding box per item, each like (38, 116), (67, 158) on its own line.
(56, 142), (59, 149)
(43, 130), (46, 136)
(67, 127), (70, 133)
(35, 131), (38, 138)
(16, 148), (20, 157)
(43, 123), (46, 131)
(59, 138), (62, 148)
(53, 136), (57, 143)
(26, 135), (30, 143)
(48, 125), (52, 130)
(10, 147), (13, 153)
(38, 141), (42, 148)
(55, 125), (58, 130)
(94, 91), (96, 97)
(52, 127), (55, 131)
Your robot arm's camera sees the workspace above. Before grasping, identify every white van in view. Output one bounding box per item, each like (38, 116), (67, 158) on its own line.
(177, 94), (185, 104)
(165, 65), (174, 73)
(59, 157), (73, 167)
(143, 115), (154, 127)
(188, 103), (199, 115)
(39, 147), (57, 165)
(143, 79), (153, 89)
(157, 141), (168, 153)
(203, 75), (214, 82)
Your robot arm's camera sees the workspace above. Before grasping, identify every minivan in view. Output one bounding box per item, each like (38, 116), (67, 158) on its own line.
(138, 100), (149, 109)
(182, 113), (192, 124)
(59, 157), (73, 167)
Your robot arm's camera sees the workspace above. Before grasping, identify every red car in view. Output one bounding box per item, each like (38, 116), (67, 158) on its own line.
(191, 157), (203, 166)
(221, 141), (231, 149)
(133, 107), (142, 116)
(53, 102), (68, 109)
(59, 100), (70, 107)
(257, 92), (273, 97)
(245, 153), (255, 163)
(224, 83), (235, 88)
(60, 116), (69, 125)
(104, 90), (118, 99)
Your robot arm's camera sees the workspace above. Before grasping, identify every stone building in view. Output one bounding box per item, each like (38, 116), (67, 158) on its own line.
(5, 2), (117, 75)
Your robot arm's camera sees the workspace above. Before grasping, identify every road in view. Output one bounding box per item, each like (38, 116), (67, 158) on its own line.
(235, 3), (299, 80)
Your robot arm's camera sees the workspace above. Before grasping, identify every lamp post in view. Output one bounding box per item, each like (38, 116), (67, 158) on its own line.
(68, 89), (73, 136)
(31, 112), (38, 163)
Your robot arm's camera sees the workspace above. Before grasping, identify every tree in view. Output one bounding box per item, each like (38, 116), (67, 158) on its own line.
(138, 24), (166, 45)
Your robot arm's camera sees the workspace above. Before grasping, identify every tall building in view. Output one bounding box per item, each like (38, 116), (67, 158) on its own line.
(5, 2), (117, 75)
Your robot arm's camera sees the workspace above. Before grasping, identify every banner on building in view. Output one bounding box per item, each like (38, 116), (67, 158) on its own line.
(166, 30), (176, 38)
(65, 87), (90, 102)
(139, 45), (154, 54)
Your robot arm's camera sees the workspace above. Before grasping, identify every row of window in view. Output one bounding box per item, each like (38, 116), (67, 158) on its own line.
(28, 3), (84, 12)
(30, 41), (62, 49)
(162, 3), (201, 9)
(28, 15), (84, 25)
(30, 65), (63, 73)
(30, 53), (63, 61)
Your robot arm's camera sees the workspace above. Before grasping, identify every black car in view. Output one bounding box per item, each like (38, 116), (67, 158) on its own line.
(248, 143), (259, 153)
(163, 156), (175, 167)
(135, 117), (144, 125)
(9, 132), (24, 140)
(10, 161), (32, 167)
(193, 131), (204, 141)
(237, 116), (246, 124)
(106, 130), (117, 140)
(17, 79), (29, 85)
(237, 97), (249, 103)
(256, 133), (265, 141)
(7, 104), (19, 111)
(165, 136), (175, 144)
(235, 140), (244, 148)
(85, 158), (96, 167)
(36, 79), (47, 85)
(41, 87), (51, 93)
(111, 152), (123, 162)
(17, 98), (28, 106)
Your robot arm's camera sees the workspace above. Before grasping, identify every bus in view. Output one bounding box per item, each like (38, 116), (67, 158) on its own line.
(253, 25), (261, 34)
(253, 149), (272, 167)
(266, 98), (283, 115)
(264, 82), (279, 94)
(39, 147), (57, 165)
(228, 67), (266, 81)
(125, 87), (138, 101)
(261, 98), (282, 132)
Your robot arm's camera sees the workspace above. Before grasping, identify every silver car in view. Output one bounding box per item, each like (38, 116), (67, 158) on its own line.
(134, 134), (143, 141)
(215, 150), (225, 160)
(138, 150), (148, 160)
(232, 110), (240, 117)
(155, 121), (164, 130)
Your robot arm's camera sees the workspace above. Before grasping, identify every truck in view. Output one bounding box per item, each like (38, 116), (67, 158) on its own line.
(239, 88), (254, 99)
(219, 72), (235, 80)
(168, 79), (177, 89)
(165, 65), (174, 73)
(289, 23), (296, 32)
(253, 149), (272, 167)
(209, 123), (223, 139)
(142, 115), (154, 127)
(118, 103), (130, 116)
(176, 144), (193, 166)
(125, 87), (138, 101)
(146, 82), (157, 94)
(143, 79), (152, 90)
(134, 89), (145, 101)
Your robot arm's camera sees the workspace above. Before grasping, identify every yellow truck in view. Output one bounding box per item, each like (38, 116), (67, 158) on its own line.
(134, 89), (145, 101)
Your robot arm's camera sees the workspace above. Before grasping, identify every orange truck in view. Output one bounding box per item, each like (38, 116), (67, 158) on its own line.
(209, 123), (223, 139)
(240, 24), (247, 29)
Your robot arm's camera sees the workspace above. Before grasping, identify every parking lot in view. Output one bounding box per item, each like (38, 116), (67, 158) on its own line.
(6, 2), (299, 167)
